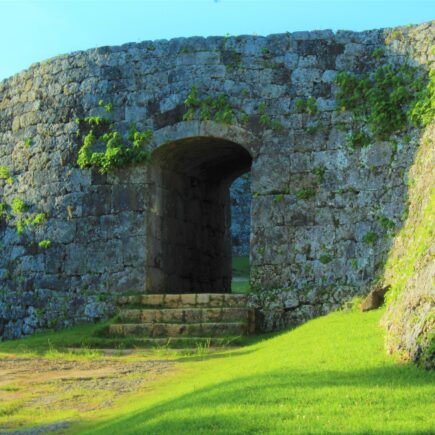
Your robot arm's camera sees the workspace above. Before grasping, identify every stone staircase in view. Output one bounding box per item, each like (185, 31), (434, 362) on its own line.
(97, 293), (255, 348)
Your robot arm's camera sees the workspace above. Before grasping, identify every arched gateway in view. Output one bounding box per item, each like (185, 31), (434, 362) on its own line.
(147, 122), (255, 293)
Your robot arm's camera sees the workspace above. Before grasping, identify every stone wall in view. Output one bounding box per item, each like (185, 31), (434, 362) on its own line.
(0, 21), (433, 340)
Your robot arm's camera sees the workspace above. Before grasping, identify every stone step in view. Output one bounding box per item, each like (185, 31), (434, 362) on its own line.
(118, 307), (254, 325)
(107, 322), (248, 337)
(117, 293), (248, 309)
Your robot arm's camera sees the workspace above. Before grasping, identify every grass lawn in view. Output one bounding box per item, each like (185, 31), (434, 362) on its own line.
(232, 255), (250, 293)
(1, 308), (433, 434)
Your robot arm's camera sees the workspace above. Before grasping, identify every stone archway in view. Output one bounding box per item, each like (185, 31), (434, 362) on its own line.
(145, 122), (257, 294)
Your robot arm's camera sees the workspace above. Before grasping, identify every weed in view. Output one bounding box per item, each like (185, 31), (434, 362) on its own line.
(346, 130), (371, 150)
(313, 166), (325, 184)
(38, 239), (52, 249)
(272, 120), (285, 133)
(76, 112), (152, 174)
(335, 64), (434, 146)
(350, 258), (358, 269)
(183, 86), (235, 124)
(295, 97), (318, 115)
(378, 215), (396, 231)
(319, 254), (332, 264)
(362, 231), (378, 245)
(195, 339), (211, 357)
(0, 166), (13, 185)
(296, 188), (316, 200)
(11, 198), (27, 214)
(98, 99), (113, 113)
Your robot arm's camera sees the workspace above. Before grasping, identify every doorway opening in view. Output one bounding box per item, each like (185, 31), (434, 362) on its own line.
(147, 136), (252, 294)
(230, 173), (251, 294)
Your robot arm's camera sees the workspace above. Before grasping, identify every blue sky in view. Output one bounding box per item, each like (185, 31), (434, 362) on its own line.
(1, 0), (434, 80)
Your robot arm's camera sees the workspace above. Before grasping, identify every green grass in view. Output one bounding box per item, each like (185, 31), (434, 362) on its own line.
(0, 321), (113, 357)
(1, 309), (434, 434)
(232, 255), (250, 277)
(231, 278), (251, 293)
(232, 255), (251, 293)
(62, 309), (434, 434)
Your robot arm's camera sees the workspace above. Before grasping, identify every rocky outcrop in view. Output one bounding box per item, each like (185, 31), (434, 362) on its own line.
(382, 124), (435, 368)
(360, 285), (390, 312)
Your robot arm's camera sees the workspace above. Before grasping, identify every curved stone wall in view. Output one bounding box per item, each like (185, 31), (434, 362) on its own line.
(0, 21), (433, 340)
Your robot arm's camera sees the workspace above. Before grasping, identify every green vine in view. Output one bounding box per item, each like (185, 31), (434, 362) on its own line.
(0, 166), (13, 185)
(295, 97), (318, 115)
(0, 162), (48, 240)
(183, 86), (285, 133)
(183, 86), (235, 124)
(0, 197), (47, 236)
(76, 101), (152, 174)
(38, 239), (52, 249)
(335, 63), (434, 148)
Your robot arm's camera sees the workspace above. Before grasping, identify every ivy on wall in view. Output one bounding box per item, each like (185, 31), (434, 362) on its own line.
(335, 60), (434, 149)
(76, 100), (153, 174)
(182, 85), (285, 133)
(182, 85), (238, 124)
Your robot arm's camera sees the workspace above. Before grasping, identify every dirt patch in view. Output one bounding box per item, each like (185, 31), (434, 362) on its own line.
(0, 356), (175, 432)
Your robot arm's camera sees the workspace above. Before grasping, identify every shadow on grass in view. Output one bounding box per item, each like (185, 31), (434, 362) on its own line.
(80, 364), (435, 434)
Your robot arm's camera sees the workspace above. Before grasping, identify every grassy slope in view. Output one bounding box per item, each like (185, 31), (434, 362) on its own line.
(381, 126), (435, 364)
(66, 309), (434, 434)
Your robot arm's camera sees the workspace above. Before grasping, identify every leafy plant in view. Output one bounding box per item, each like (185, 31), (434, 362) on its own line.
(11, 198), (27, 214)
(346, 130), (371, 150)
(259, 109), (272, 129)
(335, 63), (433, 147)
(371, 48), (384, 60)
(15, 219), (25, 235)
(313, 167), (325, 184)
(98, 99), (113, 113)
(362, 231), (378, 245)
(305, 121), (323, 135)
(183, 86), (236, 124)
(295, 97), (318, 115)
(31, 213), (46, 226)
(409, 69), (435, 127)
(0, 166), (13, 185)
(272, 120), (285, 133)
(350, 258), (358, 270)
(38, 239), (52, 249)
(76, 110), (152, 174)
(378, 215), (396, 231)
(0, 202), (6, 219)
(223, 48), (242, 72)
(319, 254), (332, 264)
(274, 193), (284, 203)
(296, 188), (316, 200)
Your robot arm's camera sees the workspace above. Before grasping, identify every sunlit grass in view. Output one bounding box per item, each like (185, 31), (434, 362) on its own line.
(68, 309), (434, 434)
(1, 306), (434, 434)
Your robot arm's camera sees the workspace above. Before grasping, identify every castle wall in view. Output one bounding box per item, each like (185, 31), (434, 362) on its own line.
(0, 21), (433, 338)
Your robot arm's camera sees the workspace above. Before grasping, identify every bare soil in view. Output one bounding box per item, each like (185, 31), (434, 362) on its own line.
(0, 355), (175, 433)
